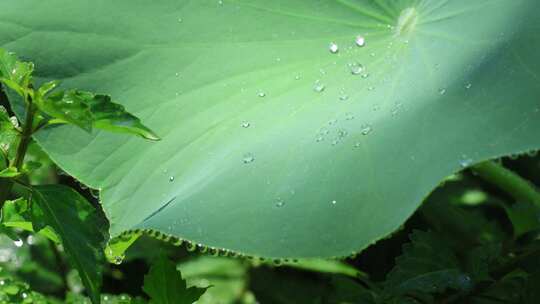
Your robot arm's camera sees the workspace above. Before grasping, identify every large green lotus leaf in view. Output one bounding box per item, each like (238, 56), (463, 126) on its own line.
(1, 0), (539, 258)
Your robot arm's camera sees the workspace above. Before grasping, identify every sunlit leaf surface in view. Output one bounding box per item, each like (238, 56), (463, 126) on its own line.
(1, 0), (539, 258)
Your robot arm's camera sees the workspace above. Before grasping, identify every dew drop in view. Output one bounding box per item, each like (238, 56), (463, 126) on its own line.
(175, 72), (180, 77)
(361, 124), (373, 135)
(169, 176), (175, 182)
(349, 62), (364, 75)
(257, 91), (266, 97)
(339, 91), (349, 101)
(0, 280), (4, 286)
(22, 293), (28, 299)
(337, 128), (348, 138)
(9, 116), (19, 128)
(177, 18), (183, 23)
(13, 239), (23, 247)
(243, 153), (255, 164)
(465, 83), (472, 89)
(218, 0), (223, 5)
(355, 35), (366, 47)
(439, 88), (447, 95)
(313, 80), (326, 93)
(186, 242), (197, 252)
(241, 121), (251, 128)
(329, 42), (339, 54)
(316, 136), (324, 142)
(275, 198), (285, 208)
(361, 73), (370, 79)
(331, 200), (337, 205)
(294, 75), (301, 80)
(367, 86), (375, 91)
(113, 254), (125, 265)
(345, 112), (355, 120)
(459, 155), (473, 168)
(354, 142), (362, 148)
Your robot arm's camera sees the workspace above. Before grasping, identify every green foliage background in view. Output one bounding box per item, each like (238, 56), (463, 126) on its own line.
(0, 0), (540, 303)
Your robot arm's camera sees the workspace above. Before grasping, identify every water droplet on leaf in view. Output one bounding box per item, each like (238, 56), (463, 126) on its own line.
(13, 239), (23, 247)
(313, 80), (326, 93)
(355, 35), (366, 47)
(339, 91), (349, 101)
(459, 155), (473, 168)
(361, 124), (372, 135)
(243, 153), (255, 164)
(329, 42), (339, 54)
(349, 62), (364, 75)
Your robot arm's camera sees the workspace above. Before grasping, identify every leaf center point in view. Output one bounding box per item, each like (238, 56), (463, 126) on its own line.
(395, 7), (418, 36)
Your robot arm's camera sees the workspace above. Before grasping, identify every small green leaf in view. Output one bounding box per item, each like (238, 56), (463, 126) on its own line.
(22, 160), (42, 173)
(178, 256), (248, 304)
(32, 185), (108, 304)
(36, 80), (60, 99)
(385, 230), (473, 296)
(0, 166), (19, 178)
(0, 105), (17, 160)
(89, 94), (160, 141)
(143, 256), (208, 304)
(501, 201), (540, 238)
(0, 48), (33, 96)
(37, 89), (159, 140)
(37, 90), (93, 131)
(105, 232), (141, 264)
(1, 198), (61, 243)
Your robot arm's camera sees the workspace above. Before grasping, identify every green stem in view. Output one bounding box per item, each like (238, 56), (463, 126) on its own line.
(472, 161), (540, 208)
(13, 101), (35, 169)
(0, 95), (35, 209)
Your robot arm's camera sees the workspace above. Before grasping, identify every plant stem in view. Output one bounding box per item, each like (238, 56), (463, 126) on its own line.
(472, 161), (540, 208)
(0, 95), (35, 208)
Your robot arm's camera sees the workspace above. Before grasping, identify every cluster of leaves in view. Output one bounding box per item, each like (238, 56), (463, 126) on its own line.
(0, 48), (174, 304)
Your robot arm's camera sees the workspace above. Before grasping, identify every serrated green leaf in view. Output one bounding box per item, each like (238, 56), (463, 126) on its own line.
(1, 198), (61, 243)
(0, 48), (33, 96)
(32, 185), (108, 304)
(0, 106), (18, 161)
(36, 89), (159, 140)
(2, 1), (540, 259)
(143, 256), (208, 304)
(36, 80), (60, 99)
(465, 243), (501, 283)
(385, 230), (473, 296)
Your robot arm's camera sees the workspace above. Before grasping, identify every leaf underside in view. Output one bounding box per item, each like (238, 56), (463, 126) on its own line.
(1, 0), (539, 258)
